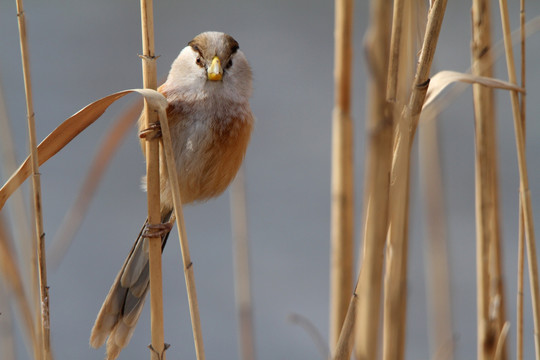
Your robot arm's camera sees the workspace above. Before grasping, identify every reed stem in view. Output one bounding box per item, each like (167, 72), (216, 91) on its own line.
(330, 0), (355, 351)
(383, 1), (448, 358)
(419, 119), (454, 360)
(139, 1), (165, 359)
(14, 1), (49, 359)
(516, 0), (526, 358)
(353, 0), (392, 358)
(497, 0), (540, 357)
(230, 168), (256, 360)
(471, 0), (507, 358)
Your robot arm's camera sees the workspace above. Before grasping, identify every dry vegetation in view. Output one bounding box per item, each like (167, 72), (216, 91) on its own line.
(0, 0), (539, 359)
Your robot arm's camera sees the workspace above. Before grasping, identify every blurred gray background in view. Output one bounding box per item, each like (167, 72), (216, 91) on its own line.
(1, 0), (540, 359)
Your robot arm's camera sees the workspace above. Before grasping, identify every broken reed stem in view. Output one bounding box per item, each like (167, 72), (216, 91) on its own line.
(330, 0), (355, 351)
(351, 0), (392, 358)
(471, 0), (507, 358)
(158, 111), (206, 360)
(517, 0), (526, 358)
(230, 168), (256, 360)
(383, 1), (447, 359)
(139, 1), (165, 359)
(497, 0), (540, 358)
(14, 1), (49, 359)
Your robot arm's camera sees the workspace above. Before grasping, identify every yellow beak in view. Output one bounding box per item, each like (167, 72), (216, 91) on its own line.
(207, 56), (223, 81)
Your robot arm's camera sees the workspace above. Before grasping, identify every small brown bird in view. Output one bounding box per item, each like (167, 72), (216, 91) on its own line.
(89, 31), (254, 359)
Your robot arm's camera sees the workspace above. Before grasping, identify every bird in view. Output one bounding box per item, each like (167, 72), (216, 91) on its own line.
(89, 31), (254, 360)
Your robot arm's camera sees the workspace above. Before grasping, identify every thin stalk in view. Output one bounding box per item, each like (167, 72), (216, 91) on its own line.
(497, 0), (540, 358)
(330, 0), (355, 351)
(382, 1), (448, 359)
(386, 0), (404, 102)
(14, 1), (49, 359)
(517, 0), (526, 358)
(139, 1), (165, 359)
(517, 200), (524, 360)
(419, 119), (454, 360)
(471, 0), (507, 358)
(158, 111), (206, 359)
(230, 168), (256, 360)
(352, 0), (392, 358)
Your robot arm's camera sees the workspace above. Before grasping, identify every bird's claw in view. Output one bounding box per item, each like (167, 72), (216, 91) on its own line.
(142, 221), (173, 238)
(139, 121), (162, 140)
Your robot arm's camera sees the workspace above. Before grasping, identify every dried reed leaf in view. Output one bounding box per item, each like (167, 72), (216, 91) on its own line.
(423, 70), (524, 109)
(422, 16), (540, 123)
(0, 89), (167, 211)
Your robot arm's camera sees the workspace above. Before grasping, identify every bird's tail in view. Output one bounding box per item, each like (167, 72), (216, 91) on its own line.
(90, 210), (173, 360)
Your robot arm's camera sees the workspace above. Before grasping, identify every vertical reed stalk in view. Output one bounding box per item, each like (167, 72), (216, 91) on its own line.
(139, 1), (165, 359)
(382, 1), (447, 359)
(471, 0), (507, 358)
(497, 0), (540, 358)
(419, 119), (454, 360)
(158, 112), (206, 359)
(230, 168), (256, 360)
(330, 0), (355, 351)
(386, 0), (404, 102)
(516, 1), (526, 358)
(14, 1), (49, 359)
(352, 0), (392, 358)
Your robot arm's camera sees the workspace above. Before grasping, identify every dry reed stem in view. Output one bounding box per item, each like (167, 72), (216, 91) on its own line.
(330, 0), (355, 351)
(471, 0), (507, 358)
(139, 0), (165, 359)
(158, 110), (206, 360)
(230, 167), (256, 360)
(517, 0), (526, 358)
(419, 119), (454, 360)
(383, 1), (447, 359)
(14, 1), (50, 359)
(386, 0), (404, 102)
(352, 0), (392, 358)
(497, 0), (540, 358)
(517, 205), (525, 360)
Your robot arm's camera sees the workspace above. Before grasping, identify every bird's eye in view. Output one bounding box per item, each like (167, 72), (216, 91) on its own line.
(195, 57), (204, 67)
(226, 59), (233, 69)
